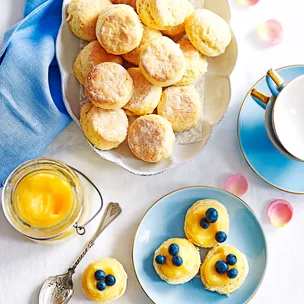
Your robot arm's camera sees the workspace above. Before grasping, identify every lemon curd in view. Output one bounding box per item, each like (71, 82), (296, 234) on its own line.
(14, 172), (74, 227)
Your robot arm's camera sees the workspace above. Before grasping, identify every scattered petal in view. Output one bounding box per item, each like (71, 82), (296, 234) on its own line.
(226, 174), (248, 197)
(237, 0), (260, 6)
(257, 19), (284, 45)
(268, 200), (293, 227)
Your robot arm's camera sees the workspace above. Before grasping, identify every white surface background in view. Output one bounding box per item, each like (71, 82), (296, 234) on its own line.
(1, 0), (304, 303)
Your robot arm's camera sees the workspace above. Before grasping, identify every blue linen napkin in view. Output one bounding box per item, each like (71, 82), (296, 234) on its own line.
(0, 0), (71, 183)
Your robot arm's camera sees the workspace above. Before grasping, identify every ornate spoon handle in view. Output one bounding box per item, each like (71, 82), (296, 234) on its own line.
(69, 203), (122, 272)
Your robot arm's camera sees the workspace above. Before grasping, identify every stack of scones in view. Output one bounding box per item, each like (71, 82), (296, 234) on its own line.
(67, 0), (231, 163)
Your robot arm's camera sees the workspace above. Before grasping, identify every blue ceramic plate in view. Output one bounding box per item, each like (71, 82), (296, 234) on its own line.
(133, 186), (267, 304)
(238, 65), (304, 194)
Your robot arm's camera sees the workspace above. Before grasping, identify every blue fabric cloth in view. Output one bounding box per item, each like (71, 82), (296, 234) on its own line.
(0, 0), (71, 182)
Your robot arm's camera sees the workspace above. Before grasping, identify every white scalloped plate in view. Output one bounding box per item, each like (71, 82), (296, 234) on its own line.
(56, 0), (238, 175)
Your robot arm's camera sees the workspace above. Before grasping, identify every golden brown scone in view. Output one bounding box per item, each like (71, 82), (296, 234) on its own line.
(124, 68), (162, 116)
(66, 0), (112, 41)
(96, 4), (144, 55)
(139, 36), (186, 87)
(80, 103), (128, 150)
(161, 1), (194, 40)
(128, 114), (175, 162)
(111, 0), (136, 8)
(185, 9), (232, 57)
(136, 0), (190, 30)
(122, 27), (162, 66)
(73, 41), (122, 86)
(85, 62), (134, 109)
(175, 40), (208, 86)
(158, 86), (201, 132)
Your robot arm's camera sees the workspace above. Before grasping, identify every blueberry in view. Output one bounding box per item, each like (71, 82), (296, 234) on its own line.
(226, 254), (237, 265)
(168, 243), (179, 256)
(172, 255), (183, 267)
(105, 274), (116, 286)
(227, 268), (238, 279)
(215, 260), (229, 274)
(205, 208), (218, 223)
(215, 231), (227, 243)
(200, 218), (210, 229)
(94, 270), (106, 281)
(155, 255), (166, 265)
(96, 281), (106, 291)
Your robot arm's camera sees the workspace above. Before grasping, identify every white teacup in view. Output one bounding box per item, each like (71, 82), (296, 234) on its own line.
(251, 68), (304, 162)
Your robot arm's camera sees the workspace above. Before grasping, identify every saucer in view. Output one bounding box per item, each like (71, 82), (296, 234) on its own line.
(133, 186), (267, 304)
(238, 65), (304, 194)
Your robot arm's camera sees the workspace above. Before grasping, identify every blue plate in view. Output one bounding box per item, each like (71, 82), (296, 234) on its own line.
(133, 186), (267, 304)
(238, 65), (304, 194)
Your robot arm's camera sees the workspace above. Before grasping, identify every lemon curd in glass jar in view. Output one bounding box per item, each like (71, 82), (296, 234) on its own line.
(2, 159), (85, 242)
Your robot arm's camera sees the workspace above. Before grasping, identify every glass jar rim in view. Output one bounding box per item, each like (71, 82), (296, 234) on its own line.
(2, 158), (84, 240)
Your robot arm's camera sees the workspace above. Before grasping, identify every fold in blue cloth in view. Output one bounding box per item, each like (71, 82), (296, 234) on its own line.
(0, 0), (71, 183)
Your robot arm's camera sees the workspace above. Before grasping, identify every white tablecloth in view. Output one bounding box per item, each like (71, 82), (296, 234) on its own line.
(1, 0), (304, 303)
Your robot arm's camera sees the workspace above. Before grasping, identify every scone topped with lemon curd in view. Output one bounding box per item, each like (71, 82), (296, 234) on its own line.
(82, 258), (127, 303)
(200, 245), (249, 296)
(153, 238), (200, 284)
(184, 200), (229, 248)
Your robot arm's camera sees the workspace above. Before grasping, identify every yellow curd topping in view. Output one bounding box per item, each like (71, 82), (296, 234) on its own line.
(156, 238), (198, 280)
(82, 259), (127, 303)
(14, 172), (74, 227)
(202, 245), (245, 287)
(185, 200), (229, 247)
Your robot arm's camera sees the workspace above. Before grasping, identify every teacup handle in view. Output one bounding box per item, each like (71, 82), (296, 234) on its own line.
(250, 88), (270, 110)
(266, 69), (285, 97)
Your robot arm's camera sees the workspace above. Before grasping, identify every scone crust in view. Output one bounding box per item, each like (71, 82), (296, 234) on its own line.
(82, 258), (127, 303)
(124, 68), (162, 116)
(153, 238), (201, 285)
(85, 62), (134, 109)
(157, 85), (201, 132)
(139, 36), (186, 87)
(122, 27), (162, 66)
(67, 0), (112, 41)
(128, 114), (175, 162)
(96, 4), (144, 55)
(111, 0), (136, 8)
(185, 9), (232, 57)
(200, 245), (249, 295)
(74, 41), (122, 85)
(80, 103), (128, 150)
(175, 40), (208, 86)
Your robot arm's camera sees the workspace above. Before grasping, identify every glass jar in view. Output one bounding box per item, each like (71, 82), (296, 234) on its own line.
(2, 158), (103, 242)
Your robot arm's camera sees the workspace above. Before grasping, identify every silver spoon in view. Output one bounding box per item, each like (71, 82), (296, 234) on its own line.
(39, 202), (122, 304)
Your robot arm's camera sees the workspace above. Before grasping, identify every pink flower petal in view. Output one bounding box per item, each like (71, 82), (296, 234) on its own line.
(237, 0), (260, 6)
(258, 19), (284, 45)
(268, 200), (293, 227)
(226, 174), (248, 197)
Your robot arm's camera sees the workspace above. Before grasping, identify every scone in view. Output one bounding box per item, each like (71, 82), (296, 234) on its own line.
(66, 0), (112, 41)
(184, 199), (229, 248)
(80, 103), (128, 150)
(128, 114), (175, 162)
(136, 0), (190, 30)
(122, 27), (162, 66)
(175, 40), (208, 86)
(161, 1), (194, 40)
(185, 9), (231, 57)
(82, 258), (128, 303)
(73, 41), (122, 86)
(154, 238), (200, 285)
(157, 86), (201, 132)
(85, 62), (134, 109)
(139, 36), (186, 87)
(124, 68), (162, 116)
(96, 4), (144, 55)
(200, 245), (249, 296)
(111, 0), (136, 8)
